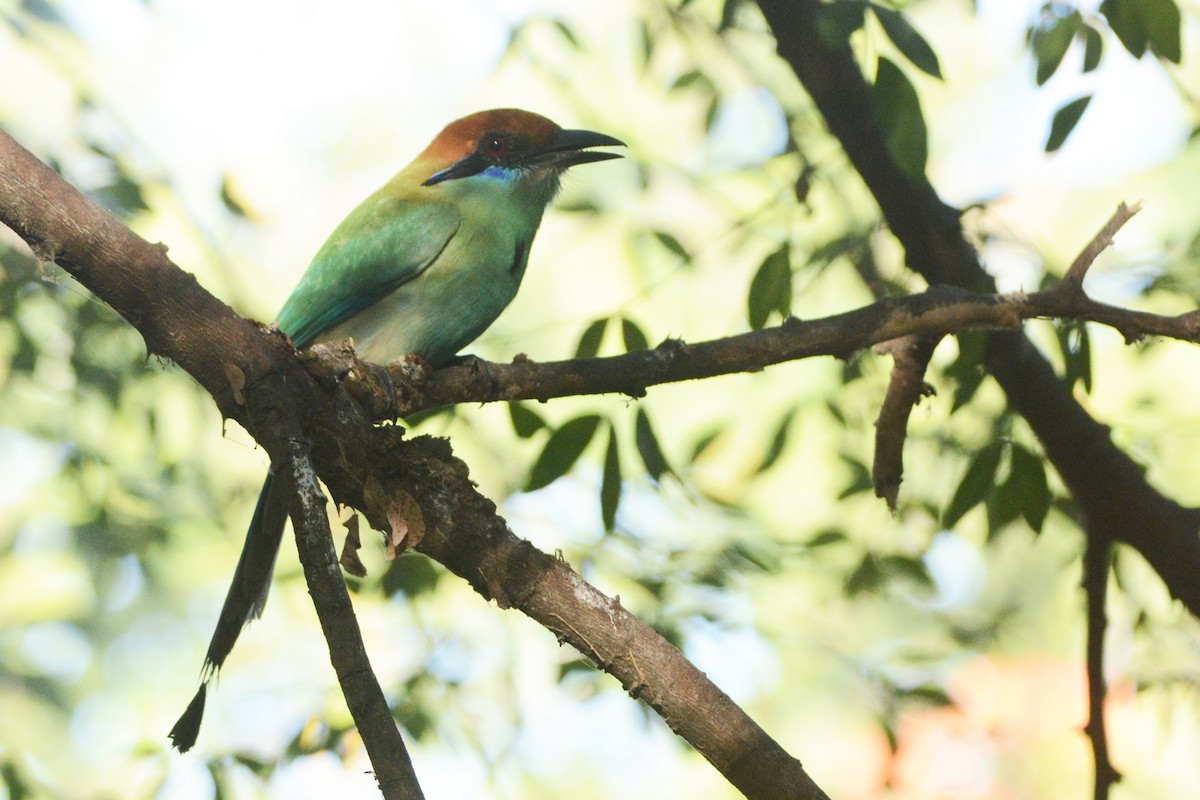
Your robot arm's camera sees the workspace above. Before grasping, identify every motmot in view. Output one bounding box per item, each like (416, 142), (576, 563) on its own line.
(170, 109), (623, 751)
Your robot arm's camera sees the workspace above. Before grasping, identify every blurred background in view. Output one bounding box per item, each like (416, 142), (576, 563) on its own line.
(2, 0), (1200, 797)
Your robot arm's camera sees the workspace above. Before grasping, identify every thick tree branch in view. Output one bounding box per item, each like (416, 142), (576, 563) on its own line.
(754, 0), (1200, 622)
(0, 128), (428, 800)
(0, 127), (828, 800)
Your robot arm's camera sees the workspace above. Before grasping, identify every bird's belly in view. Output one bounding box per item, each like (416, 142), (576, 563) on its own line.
(319, 253), (523, 367)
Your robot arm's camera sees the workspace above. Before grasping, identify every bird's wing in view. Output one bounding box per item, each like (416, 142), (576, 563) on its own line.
(276, 198), (461, 347)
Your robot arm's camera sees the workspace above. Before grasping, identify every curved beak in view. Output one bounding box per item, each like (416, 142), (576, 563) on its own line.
(528, 128), (625, 170)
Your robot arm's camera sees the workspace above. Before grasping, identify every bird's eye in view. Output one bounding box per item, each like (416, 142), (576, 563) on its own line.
(482, 134), (507, 159)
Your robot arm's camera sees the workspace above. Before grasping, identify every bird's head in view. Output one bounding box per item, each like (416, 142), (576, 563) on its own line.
(419, 109), (623, 200)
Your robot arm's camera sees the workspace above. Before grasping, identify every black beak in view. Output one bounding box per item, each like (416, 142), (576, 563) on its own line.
(424, 128), (624, 186)
(529, 128), (625, 170)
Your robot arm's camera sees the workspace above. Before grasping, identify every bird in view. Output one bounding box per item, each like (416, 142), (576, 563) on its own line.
(169, 108), (623, 752)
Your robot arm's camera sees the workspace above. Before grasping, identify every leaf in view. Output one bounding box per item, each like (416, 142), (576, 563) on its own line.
(622, 317), (649, 352)
(1056, 322), (1092, 393)
(846, 553), (884, 595)
(878, 554), (933, 588)
(636, 18), (652, 67)
(815, 0), (867, 47)
(718, 0), (741, 32)
(944, 441), (1003, 529)
(947, 331), (987, 412)
(1101, 0), (1148, 57)
(1045, 95), (1092, 152)
(871, 3), (942, 79)
(997, 443), (1052, 532)
(381, 553), (442, 598)
(808, 530), (847, 548)
(508, 402), (546, 439)
(574, 317), (608, 359)
(838, 453), (874, 499)
(747, 244), (793, 330)
(549, 18), (580, 49)
(1082, 25), (1104, 72)
(635, 408), (671, 480)
(219, 175), (252, 217)
(670, 70), (710, 91)
(756, 409), (795, 474)
(601, 425), (621, 530)
(652, 230), (689, 261)
(1142, 0), (1181, 63)
(689, 428), (721, 464)
(1028, 10), (1080, 85)
(89, 174), (149, 219)
(526, 414), (601, 491)
(873, 57), (928, 180)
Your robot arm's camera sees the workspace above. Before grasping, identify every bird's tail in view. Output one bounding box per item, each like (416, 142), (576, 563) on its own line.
(169, 469), (289, 752)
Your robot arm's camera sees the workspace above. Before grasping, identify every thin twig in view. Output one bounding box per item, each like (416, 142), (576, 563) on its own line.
(1062, 202), (1142, 288)
(873, 334), (940, 510)
(1082, 531), (1120, 800)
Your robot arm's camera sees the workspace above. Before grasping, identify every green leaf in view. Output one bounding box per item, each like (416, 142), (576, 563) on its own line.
(871, 4), (942, 79)
(838, 453), (874, 499)
(219, 175), (251, 217)
(808, 530), (847, 548)
(873, 57), (928, 180)
(747, 244), (793, 330)
(575, 317), (608, 359)
(816, 0), (867, 47)
(508, 402), (546, 439)
(1143, 0), (1181, 63)
(703, 95), (720, 133)
(601, 425), (621, 530)
(1082, 25), (1104, 72)
(622, 317), (649, 352)
(1029, 10), (1080, 85)
(944, 441), (1003, 528)
(756, 409), (795, 474)
(878, 554), (933, 588)
(947, 331), (987, 412)
(1056, 322), (1092, 393)
(845, 553), (884, 595)
(670, 70), (710, 91)
(718, 0), (742, 32)
(381, 554), (442, 598)
(635, 408), (671, 480)
(997, 443), (1052, 533)
(636, 18), (652, 67)
(1045, 95), (1092, 152)
(526, 414), (601, 491)
(652, 230), (690, 261)
(1101, 0), (1148, 57)
(549, 18), (580, 49)
(89, 174), (149, 219)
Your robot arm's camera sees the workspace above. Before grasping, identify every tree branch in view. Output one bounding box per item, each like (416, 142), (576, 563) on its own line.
(0, 127), (428, 800)
(873, 334), (939, 510)
(754, 0), (1200, 621)
(1082, 530), (1119, 800)
(1062, 202), (1141, 288)
(343, 277), (1200, 420)
(285, 443), (426, 800)
(0, 126), (829, 800)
